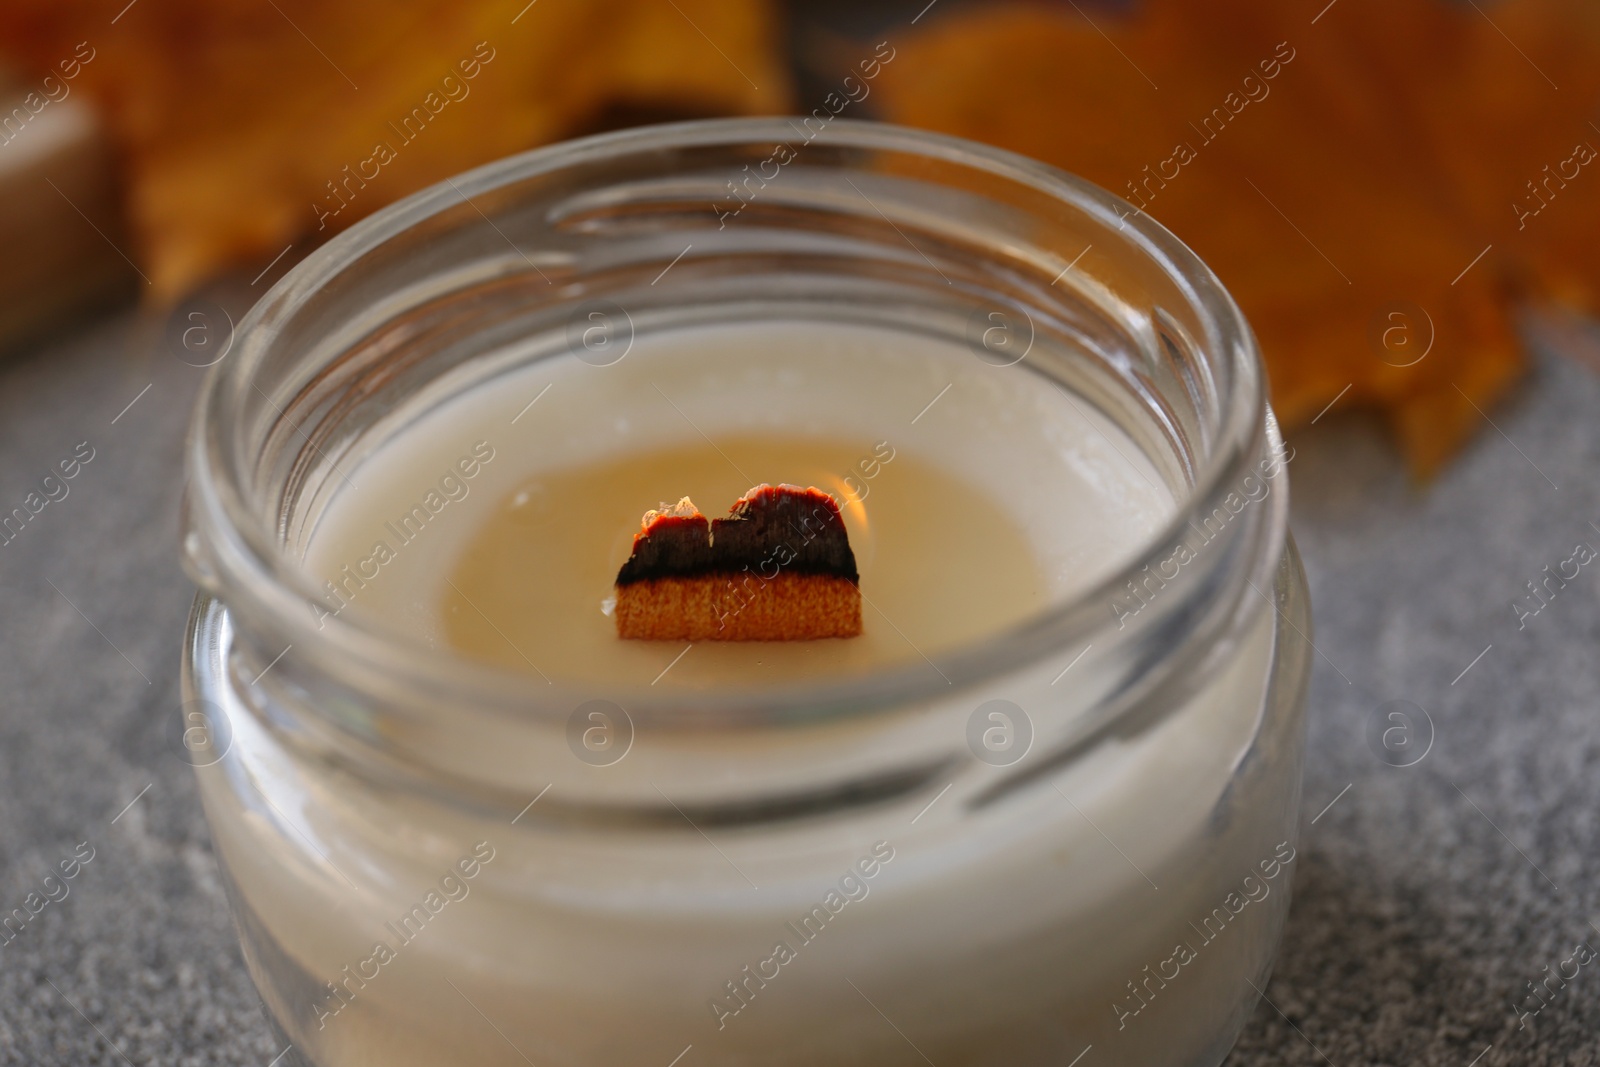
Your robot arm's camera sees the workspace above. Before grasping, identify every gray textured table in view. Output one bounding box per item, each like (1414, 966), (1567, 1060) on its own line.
(1, 296), (1597, 1066)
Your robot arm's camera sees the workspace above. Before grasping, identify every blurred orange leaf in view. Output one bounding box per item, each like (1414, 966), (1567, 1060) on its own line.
(877, 0), (1600, 475)
(0, 0), (790, 296)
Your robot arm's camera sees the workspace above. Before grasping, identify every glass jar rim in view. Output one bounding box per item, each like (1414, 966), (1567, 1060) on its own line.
(185, 116), (1275, 725)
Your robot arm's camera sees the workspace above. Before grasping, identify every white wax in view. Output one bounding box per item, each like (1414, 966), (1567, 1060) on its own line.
(301, 319), (1175, 684)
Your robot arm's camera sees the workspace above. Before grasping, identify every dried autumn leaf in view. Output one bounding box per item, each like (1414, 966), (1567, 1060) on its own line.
(0, 0), (790, 296)
(876, 0), (1600, 475)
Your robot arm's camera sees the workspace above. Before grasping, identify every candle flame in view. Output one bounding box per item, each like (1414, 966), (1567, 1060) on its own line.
(814, 473), (869, 543)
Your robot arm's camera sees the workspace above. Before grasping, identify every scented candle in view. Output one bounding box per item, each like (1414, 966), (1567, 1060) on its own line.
(182, 120), (1309, 1067)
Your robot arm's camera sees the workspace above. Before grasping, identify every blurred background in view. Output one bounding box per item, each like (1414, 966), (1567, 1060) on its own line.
(2, 0), (1599, 1063)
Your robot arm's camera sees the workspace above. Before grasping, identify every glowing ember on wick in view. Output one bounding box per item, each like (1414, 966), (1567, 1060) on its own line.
(613, 484), (862, 641)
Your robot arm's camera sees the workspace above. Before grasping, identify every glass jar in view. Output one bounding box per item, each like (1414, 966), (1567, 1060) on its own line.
(181, 118), (1309, 1067)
